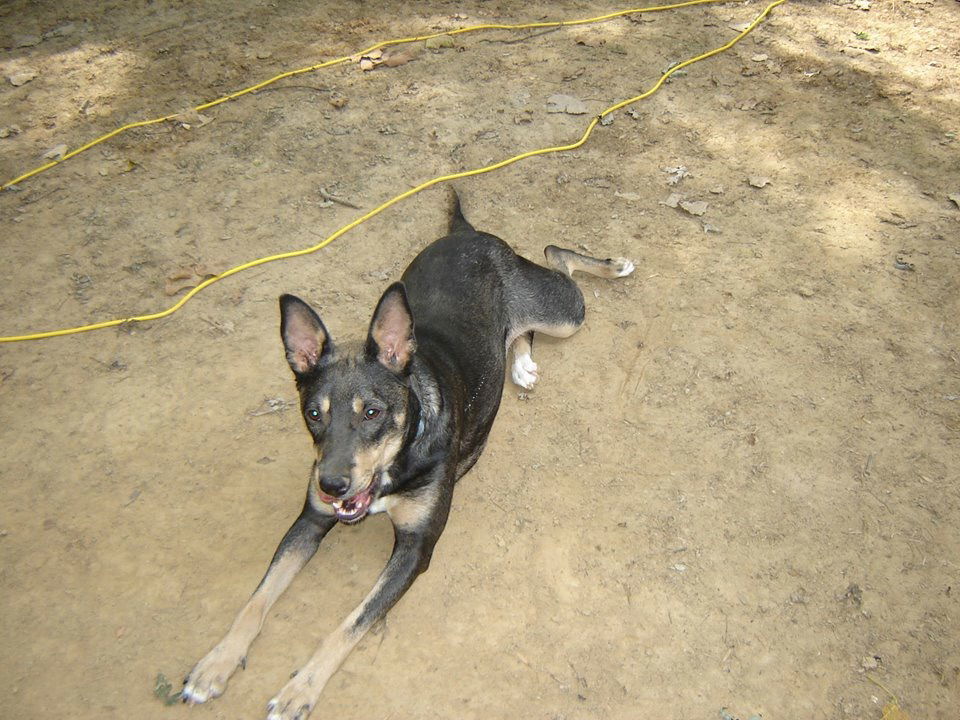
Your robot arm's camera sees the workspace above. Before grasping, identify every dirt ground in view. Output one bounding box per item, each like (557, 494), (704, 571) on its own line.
(1, 0), (958, 718)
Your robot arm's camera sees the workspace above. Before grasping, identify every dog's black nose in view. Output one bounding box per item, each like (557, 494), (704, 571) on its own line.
(319, 474), (350, 498)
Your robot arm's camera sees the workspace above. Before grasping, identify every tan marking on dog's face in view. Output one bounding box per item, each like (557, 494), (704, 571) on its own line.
(321, 396), (330, 414)
(393, 410), (405, 427)
(352, 396), (363, 414)
(308, 465), (336, 515)
(348, 433), (403, 496)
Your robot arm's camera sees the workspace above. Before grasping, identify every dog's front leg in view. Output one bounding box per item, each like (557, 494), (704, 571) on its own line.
(266, 486), (450, 720)
(183, 502), (336, 704)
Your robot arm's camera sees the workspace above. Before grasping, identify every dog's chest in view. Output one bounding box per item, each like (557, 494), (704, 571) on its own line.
(367, 497), (390, 515)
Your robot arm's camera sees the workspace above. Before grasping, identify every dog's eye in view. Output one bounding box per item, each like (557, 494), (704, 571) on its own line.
(306, 407), (321, 422)
(363, 407), (381, 421)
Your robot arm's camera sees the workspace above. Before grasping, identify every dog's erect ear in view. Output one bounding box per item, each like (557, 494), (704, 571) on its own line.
(280, 294), (333, 375)
(366, 282), (416, 373)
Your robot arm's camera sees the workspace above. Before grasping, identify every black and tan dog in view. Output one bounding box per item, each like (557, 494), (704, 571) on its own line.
(181, 192), (634, 719)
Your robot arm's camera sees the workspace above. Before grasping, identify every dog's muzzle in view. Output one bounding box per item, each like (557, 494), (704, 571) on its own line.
(317, 473), (380, 524)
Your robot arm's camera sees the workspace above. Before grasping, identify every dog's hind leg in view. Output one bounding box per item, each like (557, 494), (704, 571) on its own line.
(506, 245), (634, 389)
(509, 331), (539, 390)
(544, 244), (635, 279)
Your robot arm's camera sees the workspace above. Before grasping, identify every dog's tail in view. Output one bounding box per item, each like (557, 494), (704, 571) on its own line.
(448, 188), (474, 234)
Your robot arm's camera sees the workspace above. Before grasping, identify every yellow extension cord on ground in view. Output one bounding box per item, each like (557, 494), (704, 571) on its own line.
(0, 0), (786, 343)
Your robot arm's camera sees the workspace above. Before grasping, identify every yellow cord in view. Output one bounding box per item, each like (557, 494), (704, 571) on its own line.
(0, 0), (786, 343)
(0, 0), (747, 192)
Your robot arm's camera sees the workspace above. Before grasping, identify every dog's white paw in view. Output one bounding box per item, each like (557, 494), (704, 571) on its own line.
(511, 353), (539, 389)
(182, 643), (245, 704)
(267, 673), (321, 720)
(612, 257), (635, 277)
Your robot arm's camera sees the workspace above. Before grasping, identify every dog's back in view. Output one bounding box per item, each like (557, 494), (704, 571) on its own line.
(401, 193), (613, 463)
(400, 197), (515, 464)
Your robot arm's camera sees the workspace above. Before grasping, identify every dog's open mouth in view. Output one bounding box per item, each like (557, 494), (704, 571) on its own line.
(321, 476), (378, 524)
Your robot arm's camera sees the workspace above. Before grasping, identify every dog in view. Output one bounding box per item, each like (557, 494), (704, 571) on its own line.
(181, 191), (634, 719)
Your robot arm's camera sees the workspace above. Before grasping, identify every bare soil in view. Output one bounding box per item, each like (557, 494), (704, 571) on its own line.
(1, 1), (958, 718)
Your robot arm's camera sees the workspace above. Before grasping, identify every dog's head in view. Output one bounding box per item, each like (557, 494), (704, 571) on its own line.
(279, 282), (417, 524)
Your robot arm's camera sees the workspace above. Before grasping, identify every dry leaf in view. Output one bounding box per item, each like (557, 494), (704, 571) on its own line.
(329, 93), (347, 108)
(176, 110), (212, 129)
(679, 199), (708, 216)
(8, 70), (37, 86)
(664, 165), (690, 185)
(751, 53), (769, 62)
(43, 144), (68, 160)
(383, 47), (419, 67)
(583, 177), (612, 189)
(546, 94), (588, 115)
(383, 54), (410, 67)
(165, 264), (216, 296)
(356, 48), (385, 71)
(662, 193), (711, 216)
(100, 160), (137, 176)
(749, 175), (771, 188)
(882, 700), (909, 720)
(424, 35), (454, 50)
(948, 193), (960, 209)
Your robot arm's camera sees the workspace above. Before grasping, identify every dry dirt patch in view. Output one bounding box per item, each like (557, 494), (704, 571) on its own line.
(1, 1), (958, 719)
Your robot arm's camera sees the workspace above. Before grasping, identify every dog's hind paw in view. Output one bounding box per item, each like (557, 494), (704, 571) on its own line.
(612, 257), (635, 277)
(182, 643), (245, 704)
(511, 353), (539, 389)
